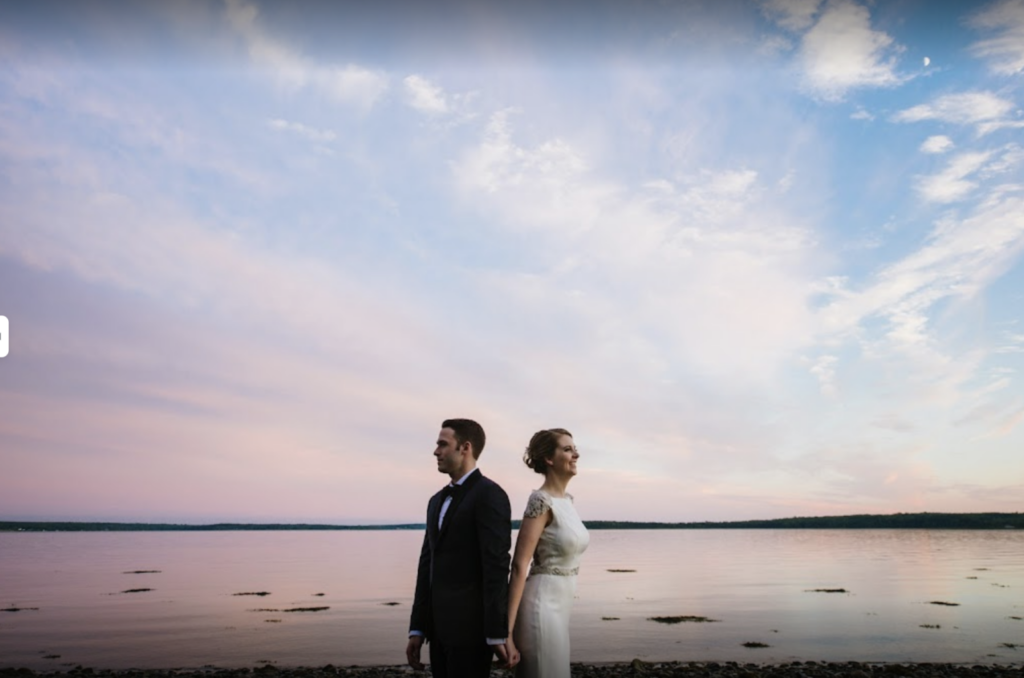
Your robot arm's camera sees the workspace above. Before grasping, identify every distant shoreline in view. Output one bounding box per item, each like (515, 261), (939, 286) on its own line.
(2, 512), (1022, 532)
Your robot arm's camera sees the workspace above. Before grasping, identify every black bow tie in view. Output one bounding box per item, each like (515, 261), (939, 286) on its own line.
(441, 484), (460, 500)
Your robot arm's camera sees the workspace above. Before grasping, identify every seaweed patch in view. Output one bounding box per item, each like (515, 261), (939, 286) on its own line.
(648, 615), (719, 624)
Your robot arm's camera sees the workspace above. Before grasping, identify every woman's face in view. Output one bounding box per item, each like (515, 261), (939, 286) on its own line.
(547, 434), (579, 478)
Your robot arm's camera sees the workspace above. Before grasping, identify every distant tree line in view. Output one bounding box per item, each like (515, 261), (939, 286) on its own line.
(0, 522), (424, 532)
(2, 513), (1022, 532)
(582, 512), (1024, 530)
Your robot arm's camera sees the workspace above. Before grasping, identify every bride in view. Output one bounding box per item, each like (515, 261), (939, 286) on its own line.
(506, 428), (590, 678)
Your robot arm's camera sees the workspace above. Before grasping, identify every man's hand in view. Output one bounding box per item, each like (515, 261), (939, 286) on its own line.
(501, 638), (521, 669)
(405, 635), (425, 671)
(492, 641), (510, 667)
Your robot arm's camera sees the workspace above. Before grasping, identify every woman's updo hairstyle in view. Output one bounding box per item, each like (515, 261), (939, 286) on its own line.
(523, 428), (573, 475)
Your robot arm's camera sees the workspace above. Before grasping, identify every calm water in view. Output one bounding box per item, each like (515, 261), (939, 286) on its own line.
(1, 530), (1022, 668)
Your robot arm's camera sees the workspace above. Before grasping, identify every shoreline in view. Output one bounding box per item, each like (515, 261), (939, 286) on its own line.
(3, 661), (1024, 677)
(3, 512), (1023, 532)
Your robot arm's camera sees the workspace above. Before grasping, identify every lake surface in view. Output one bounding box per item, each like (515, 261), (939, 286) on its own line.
(1, 529), (1022, 668)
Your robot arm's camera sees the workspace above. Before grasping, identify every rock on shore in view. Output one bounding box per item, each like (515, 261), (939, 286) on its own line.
(3, 662), (1023, 678)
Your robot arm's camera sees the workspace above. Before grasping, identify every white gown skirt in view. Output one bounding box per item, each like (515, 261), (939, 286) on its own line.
(514, 573), (577, 678)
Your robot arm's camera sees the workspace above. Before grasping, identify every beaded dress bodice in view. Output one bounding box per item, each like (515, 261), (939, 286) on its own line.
(523, 489), (589, 577)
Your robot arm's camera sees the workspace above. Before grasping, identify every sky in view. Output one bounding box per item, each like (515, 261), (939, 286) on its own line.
(1, 0), (1023, 525)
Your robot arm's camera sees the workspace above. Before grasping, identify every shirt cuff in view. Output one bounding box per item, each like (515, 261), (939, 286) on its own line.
(486, 637), (506, 645)
(409, 630), (424, 638)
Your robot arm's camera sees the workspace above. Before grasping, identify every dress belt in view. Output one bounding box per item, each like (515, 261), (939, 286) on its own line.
(529, 565), (579, 576)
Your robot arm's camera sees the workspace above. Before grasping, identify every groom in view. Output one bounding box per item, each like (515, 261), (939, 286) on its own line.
(406, 418), (512, 677)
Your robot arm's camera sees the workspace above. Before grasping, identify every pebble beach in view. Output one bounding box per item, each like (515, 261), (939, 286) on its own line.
(3, 662), (1023, 678)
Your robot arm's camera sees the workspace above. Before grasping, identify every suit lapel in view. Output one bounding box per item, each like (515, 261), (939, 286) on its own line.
(436, 470), (482, 545)
(428, 492), (443, 543)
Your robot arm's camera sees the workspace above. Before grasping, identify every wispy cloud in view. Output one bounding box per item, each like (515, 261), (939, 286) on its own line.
(995, 331), (1024, 353)
(872, 413), (915, 433)
(268, 118), (337, 142)
(819, 188), (1024, 364)
(954, 395), (1014, 428)
(809, 354), (839, 396)
(223, 0), (388, 109)
(892, 91), (1020, 135)
(920, 135), (954, 154)
(760, 0), (824, 32)
(404, 74), (448, 113)
(916, 151), (992, 203)
(915, 144), (1024, 205)
(995, 405), (1024, 436)
(969, 0), (1024, 75)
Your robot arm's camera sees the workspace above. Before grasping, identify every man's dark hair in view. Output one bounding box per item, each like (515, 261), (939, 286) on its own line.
(442, 418), (487, 459)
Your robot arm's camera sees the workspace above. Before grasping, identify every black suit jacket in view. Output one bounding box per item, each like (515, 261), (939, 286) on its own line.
(409, 469), (511, 646)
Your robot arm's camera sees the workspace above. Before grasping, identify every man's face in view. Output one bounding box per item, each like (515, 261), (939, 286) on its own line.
(434, 427), (466, 476)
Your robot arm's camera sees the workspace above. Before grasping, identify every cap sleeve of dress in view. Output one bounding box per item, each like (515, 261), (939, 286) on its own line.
(523, 490), (551, 519)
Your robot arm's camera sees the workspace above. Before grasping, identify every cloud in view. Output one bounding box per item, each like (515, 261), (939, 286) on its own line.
(223, 0), (387, 109)
(808, 183), (1024, 454)
(993, 405), (1024, 436)
(758, 34), (795, 56)
(892, 91), (1017, 135)
(454, 109), (595, 218)
(223, 0), (304, 87)
(916, 151), (992, 203)
(797, 0), (903, 101)
(404, 74), (448, 113)
(920, 135), (954, 154)
(969, 0), (1024, 75)
(268, 118), (337, 142)
(784, 441), (938, 508)
(0, 59), (278, 195)
(872, 414), (915, 432)
(914, 145), (1022, 203)
(0, 377), (443, 523)
(819, 189), (1024, 362)
(954, 396), (1014, 428)
(978, 119), (1024, 136)
(760, 0), (824, 31)
(995, 331), (1024, 353)
(324, 66), (390, 107)
(985, 143), (1024, 174)
(850, 107), (874, 121)
(810, 354), (839, 396)
(0, 125), (452, 393)
(452, 110), (818, 388)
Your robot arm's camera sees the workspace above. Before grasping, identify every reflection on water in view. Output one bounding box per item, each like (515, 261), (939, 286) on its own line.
(575, 530), (1024, 665)
(0, 530), (1022, 668)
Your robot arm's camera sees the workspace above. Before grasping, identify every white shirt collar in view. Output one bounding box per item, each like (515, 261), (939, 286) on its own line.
(451, 467), (478, 487)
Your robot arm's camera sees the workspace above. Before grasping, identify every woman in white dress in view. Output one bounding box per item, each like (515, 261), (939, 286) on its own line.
(505, 428), (590, 678)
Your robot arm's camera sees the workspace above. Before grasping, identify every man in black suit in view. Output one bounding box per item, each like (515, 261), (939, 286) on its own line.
(406, 418), (512, 677)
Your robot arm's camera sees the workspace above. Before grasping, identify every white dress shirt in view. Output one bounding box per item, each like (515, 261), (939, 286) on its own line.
(438, 468), (477, 528)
